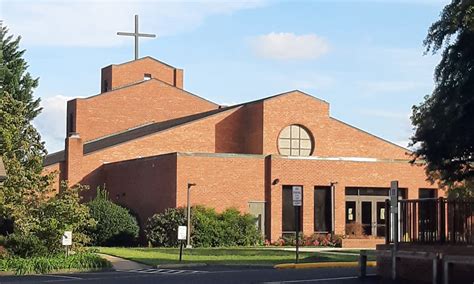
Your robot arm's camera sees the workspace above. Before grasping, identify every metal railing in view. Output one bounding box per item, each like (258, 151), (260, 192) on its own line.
(385, 198), (474, 245)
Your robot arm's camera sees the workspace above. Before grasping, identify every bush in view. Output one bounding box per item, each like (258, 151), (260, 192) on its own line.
(4, 234), (48, 258)
(145, 207), (187, 247)
(268, 233), (342, 247)
(345, 222), (366, 238)
(87, 188), (139, 246)
(35, 182), (96, 254)
(0, 253), (110, 275)
(145, 206), (262, 247)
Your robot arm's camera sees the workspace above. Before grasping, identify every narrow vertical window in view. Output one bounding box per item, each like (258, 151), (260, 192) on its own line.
(282, 185), (303, 232)
(314, 186), (332, 233)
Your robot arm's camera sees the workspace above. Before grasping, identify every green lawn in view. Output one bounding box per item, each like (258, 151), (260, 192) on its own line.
(98, 247), (373, 266)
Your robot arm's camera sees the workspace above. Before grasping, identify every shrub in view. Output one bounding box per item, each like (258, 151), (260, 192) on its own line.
(87, 188), (139, 246)
(35, 182), (96, 254)
(145, 207), (187, 247)
(4, 234), (48, 258)
(345, 222), (366, 238)
(145, 206), (262, 247)
(0, 253), (110, 275)
(268, 233), (342, 247)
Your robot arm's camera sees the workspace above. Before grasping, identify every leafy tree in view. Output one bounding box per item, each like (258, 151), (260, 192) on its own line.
(0, 93), (53, 235)
(87, 187), (139, 246)
(36, 182), (96, 253)
(0, 24), (41, 120)
(4, 182), (96, 257)
(411, 0), (474, 189)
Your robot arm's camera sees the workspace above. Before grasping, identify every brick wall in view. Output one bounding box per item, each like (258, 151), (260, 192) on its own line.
(262, 91), (409, 159)
(268, 156), (435, 240)
(101, 57), (184, 91)
(103, 154), (177, 226)
(71, 79), (218, 142)
(175, 153), (266, 213)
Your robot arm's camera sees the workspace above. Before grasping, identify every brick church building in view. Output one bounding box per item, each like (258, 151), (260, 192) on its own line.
(43, 56), (437, 243)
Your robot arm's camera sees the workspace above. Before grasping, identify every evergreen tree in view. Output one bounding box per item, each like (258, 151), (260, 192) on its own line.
(411, 0), (474, 188)
(0, 24), (41, 121)
(0, 93), (53, 234)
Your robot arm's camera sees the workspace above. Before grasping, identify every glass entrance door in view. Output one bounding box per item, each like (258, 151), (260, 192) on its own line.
(346, 198), (388, 237)
(361, 201), (373, 235)
(375, 201), (386, 237)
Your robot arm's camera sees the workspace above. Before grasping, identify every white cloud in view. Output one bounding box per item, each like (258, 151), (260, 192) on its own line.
(34, 95), (76, 153)
(2, 0), (266, 47)
(251, 32), (330, 60)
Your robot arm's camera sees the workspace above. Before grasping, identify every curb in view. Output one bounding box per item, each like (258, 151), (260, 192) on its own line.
(274, 261), (376, 269)
(156, 263), (208, 269)
(0, 267), (114, 276)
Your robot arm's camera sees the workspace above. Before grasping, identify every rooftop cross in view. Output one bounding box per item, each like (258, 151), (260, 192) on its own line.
(117, 15), (156, 60)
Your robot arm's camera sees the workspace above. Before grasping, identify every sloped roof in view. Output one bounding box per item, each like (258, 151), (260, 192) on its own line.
(43, 89), (407, 162)
(43, 150), (66, 167)
(0, 156), (7, 182)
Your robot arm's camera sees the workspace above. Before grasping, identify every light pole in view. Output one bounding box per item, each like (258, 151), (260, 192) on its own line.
(186, 182), (196, 248)
(330, 181), (338, 235)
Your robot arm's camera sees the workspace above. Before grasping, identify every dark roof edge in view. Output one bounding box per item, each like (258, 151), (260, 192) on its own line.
(83, 105), (241, 155)
(82, 90), (332, 155)
(77, 78), (218, 107)
(330, 117), (412, 153)
(102, 56), (180, 71)
(43, 150), (66, 167)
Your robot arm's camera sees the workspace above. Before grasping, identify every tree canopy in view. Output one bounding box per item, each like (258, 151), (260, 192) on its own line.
(411, 0), (474, 187)
(0, 25), (41, 121)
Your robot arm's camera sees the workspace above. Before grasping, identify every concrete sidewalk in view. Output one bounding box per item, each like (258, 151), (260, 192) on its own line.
(97, 253), (150, 270)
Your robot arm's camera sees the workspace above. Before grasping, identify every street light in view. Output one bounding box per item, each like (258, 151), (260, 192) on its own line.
(186, 182), (196, 248)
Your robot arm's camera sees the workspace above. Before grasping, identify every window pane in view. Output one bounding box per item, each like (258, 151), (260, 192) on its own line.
(291, 139), (300, 149)
(314, 186), (332, 232)
(280, 127), (291, 139)
(291, 125), (300, 138)
(419, 188), (436, 199)
(345, 188), (358, 196)
(346, 201), (356, 223)
(300, 129), (310, 139)
(300, 149), (311, 156)
(279, 139), (290, 148)
(282, 186), (303, 232)
(291, 149), (300, 156)
(280, 148), (290, 156)
(300, 139), (312, 149)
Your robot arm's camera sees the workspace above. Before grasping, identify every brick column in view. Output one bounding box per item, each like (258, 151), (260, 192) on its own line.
(65, 133), (83, 186)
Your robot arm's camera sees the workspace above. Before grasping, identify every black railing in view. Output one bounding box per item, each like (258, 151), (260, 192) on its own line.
(385, 197), (474, 245)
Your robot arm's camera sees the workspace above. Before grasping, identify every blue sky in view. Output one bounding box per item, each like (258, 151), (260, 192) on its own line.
(1, 0), (448, 153)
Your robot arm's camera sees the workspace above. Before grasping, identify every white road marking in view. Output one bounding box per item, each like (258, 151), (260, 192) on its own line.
(40, 274), (83, 280)
(262, 274), (377, 283)
(117, 268), (206, 275)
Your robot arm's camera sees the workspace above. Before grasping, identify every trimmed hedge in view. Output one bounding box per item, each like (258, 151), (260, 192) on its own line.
(87, 188), (140, 246)
(0, 253), (110, 275)
(145, 206), (262, 247)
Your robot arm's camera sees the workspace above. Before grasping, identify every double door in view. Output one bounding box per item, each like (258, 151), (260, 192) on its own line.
(346, 197), (387, 237)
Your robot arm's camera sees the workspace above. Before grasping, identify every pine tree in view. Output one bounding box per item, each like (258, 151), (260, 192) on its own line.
(0, 93), (53, 234)
(0, 23), (41, 121)
(0, 23), (53, 234)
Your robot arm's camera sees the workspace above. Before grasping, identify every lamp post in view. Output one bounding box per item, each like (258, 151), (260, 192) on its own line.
(330, 181), (338, 235)
(186, 182), (196, 248)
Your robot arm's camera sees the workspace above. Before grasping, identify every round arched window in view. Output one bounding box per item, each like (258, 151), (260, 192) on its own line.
(278, 125), (313, 156)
